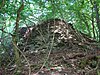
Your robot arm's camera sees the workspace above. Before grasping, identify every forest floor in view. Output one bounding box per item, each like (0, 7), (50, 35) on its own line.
(3, 18), (100, 75)
(26, 47), (100, 75)
(6, 45), (100, 75)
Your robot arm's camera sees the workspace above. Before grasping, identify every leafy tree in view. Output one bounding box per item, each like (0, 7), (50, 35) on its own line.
(0, 0), (100, 74)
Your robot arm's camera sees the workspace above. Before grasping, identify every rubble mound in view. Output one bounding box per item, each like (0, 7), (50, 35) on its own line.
(5, 18), (100, 75)
(20, 18), (94, 52)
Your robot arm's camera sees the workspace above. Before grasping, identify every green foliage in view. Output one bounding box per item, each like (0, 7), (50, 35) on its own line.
(0, 0), (100, 71)
(0, 0), (99, 37)
(97, 70), (100, 75)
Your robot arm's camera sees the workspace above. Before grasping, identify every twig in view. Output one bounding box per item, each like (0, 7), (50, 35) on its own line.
(35, 22), (56, 75)
(12, 41), (31, 75)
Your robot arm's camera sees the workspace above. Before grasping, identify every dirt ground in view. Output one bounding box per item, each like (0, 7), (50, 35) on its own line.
(2, 18), (100, 75)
